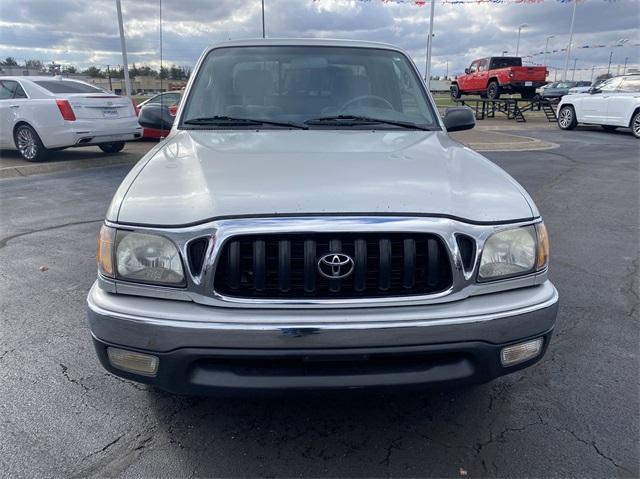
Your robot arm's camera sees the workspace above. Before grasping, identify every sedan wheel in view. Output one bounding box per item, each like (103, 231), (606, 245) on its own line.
(632, 111), (640, 139)
(15, 125), (48, 162)
(558, 106), (577, 130)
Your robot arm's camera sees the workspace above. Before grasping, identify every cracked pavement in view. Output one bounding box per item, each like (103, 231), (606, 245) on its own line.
(0, 127), (638, 478)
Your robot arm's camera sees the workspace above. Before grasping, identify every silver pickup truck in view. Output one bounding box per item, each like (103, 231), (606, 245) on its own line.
(88, 39), (558, 394)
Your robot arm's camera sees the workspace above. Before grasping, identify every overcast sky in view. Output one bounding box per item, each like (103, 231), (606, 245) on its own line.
(0, 0), (638, 80)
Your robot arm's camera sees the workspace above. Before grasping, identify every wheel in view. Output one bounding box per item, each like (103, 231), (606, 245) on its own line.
(558, 105), (577, 130)
(632, 111), (640, 139)
(521, 89), (536, 100)
(601, 125), (618, 131)
(450, 84), (461, 100)
(98, 142), (126, 153)
(486, 81), (500, 100)
(14, 124), (49, 162)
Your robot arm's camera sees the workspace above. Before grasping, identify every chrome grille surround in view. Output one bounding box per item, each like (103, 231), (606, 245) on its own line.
(102, 216), (548, 309)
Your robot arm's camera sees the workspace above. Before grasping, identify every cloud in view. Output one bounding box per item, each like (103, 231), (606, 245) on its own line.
(0, 0), (637, 80)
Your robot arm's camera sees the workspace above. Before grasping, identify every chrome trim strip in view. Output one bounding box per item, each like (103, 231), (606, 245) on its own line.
(87, 284), (558, 329)
(103, 216), (545, 309)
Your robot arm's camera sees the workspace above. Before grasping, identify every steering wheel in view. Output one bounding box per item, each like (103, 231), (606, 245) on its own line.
(339, 95), (394, 113)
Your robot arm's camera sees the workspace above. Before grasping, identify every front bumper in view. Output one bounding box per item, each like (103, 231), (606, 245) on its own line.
(87, 281), (558, 394)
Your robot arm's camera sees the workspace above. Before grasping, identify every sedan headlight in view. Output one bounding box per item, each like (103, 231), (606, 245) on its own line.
(478, 223), (549, 281)
(96, 225), (185, 286)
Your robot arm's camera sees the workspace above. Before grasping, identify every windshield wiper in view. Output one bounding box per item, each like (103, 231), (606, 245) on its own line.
(304, 115), (433, 131)
(183, 116), (307, 129)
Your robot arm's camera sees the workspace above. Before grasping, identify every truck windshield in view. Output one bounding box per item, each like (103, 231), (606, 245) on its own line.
(181, 46), (438, 129)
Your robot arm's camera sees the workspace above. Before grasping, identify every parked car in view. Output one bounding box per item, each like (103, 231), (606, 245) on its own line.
(135, 91), (182, 139)
(540, 81), (590, 100)
(567, 78), (606, 95)
(451, 57), (547, 100)
(88, 39), (558, 395)
(557, 74), (640, 138)
(0, 76), (141, 161)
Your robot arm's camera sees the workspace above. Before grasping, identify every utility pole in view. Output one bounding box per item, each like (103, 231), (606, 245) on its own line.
(623, 57), (629, 75)
(261, 0), (265, 38)
(107, 65), (113, 91)
(424, 0), (436, 86)
(515, 23), (528, 57)
(115, 0), (132, 97)
(572, 58), (577, 80)
(563, 0), (578, 81)
(607, 50), (613, 75)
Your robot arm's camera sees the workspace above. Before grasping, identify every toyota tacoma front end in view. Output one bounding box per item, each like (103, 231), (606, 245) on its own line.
(87, 39), (558, 394)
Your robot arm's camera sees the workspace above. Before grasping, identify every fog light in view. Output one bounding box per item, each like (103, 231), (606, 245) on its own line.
(107, 347), (159, 376)
(500, 338), (543, 367)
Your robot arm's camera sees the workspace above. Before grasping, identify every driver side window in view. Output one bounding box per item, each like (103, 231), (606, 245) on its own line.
(599, 77), (623, 92)
(469, 62), (478, 74)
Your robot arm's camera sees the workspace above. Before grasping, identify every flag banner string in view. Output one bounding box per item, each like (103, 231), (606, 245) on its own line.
(525, 41), (639, 58)
(312, 0), (616, 5)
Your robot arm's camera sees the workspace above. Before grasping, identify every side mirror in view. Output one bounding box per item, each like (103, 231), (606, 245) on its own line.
(443, 107), (475, 132)
(588, 87), (601, 94)
(137, 104), (175, 130)
(464, 68), (470, 74)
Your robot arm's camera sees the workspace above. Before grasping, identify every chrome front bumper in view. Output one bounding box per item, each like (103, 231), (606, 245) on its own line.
(87, 281), (558, 351)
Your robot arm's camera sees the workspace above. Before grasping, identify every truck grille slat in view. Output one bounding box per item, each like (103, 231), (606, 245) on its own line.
(214, 233), (452, 299)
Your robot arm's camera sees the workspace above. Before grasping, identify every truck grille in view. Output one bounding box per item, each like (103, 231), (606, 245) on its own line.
(213, 233), (452, 299)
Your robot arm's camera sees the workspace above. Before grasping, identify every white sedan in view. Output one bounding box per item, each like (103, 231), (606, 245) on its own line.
(557, 74), (640, 138)
(0, 76), (142, 161)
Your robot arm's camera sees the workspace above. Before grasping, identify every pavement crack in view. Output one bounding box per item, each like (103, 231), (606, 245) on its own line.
(378, 436), (403, 467)
(59, 363), (91, 393)
(0, 219), (102, 249)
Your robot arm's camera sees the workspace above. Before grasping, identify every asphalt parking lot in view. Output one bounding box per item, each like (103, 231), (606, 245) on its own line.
(0, 127), (638, 478)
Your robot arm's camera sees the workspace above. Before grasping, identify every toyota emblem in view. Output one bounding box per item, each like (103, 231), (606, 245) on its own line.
(317, 253), (354, 279)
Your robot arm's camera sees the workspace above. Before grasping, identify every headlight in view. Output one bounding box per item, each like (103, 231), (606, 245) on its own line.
(478, 223), (549, 281)
(115, 230), (185, 286)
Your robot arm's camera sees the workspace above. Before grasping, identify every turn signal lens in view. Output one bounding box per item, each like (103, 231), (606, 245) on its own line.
(107, 347), (159, 376)
(535, 222), (549, 270)
(55, 99), (76, 121)
(501, 338), (543, 366)
(97, 225), (115, 277)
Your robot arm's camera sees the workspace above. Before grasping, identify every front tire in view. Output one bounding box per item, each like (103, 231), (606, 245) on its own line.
(631, 110), (640, 139)
(558, 105), (577, 130)
(98, 142), (126, 154)
(450, 84), (461, 100)
(487, 81), (500, 100)
(14, 124), (49, 162)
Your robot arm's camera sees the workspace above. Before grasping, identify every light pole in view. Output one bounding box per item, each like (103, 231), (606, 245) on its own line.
(542, 35), (554, 74)
(607, 50), (613, 75)
(623, 56), (629, 75)
(563, 0), (578, 81)
(502, 50), (509, 57)
(424, 0), (436, 85)
(571, 58), (577, 80)
(115, 0), (131, 97)
(515, 23), (528, 56)
(261, 0), (265, 38)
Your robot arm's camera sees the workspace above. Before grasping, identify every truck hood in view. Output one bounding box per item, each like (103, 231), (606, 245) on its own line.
(109, 129), (536, 226)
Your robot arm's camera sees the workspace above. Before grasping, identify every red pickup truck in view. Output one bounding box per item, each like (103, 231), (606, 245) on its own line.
(451, 57), (547, 100)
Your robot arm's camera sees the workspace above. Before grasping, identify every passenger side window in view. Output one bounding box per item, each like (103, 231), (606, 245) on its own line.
(14, 83), (27, 99)
(0, 80), (19, 100)
(599, 77), (623, 92)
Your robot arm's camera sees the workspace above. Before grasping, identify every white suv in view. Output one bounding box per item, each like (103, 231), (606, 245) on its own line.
(0, 76), (142, 161)
(557, 74), (640, 138)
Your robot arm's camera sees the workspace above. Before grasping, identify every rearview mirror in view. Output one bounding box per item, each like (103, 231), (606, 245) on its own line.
(443, 107), (475, 132)
(137, 104), (174, 131)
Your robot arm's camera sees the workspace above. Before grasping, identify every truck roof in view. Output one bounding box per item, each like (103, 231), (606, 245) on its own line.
(207, 38), (405, 52)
